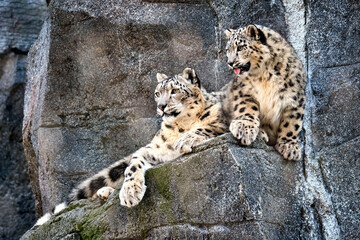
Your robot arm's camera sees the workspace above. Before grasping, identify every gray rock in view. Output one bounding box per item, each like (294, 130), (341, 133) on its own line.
(0, 1), (47, 239)
(0, 53), (35, 240)
(0, 0), (48, 53)
(305, 0), (360, 238)
(21, 134), (304, 240)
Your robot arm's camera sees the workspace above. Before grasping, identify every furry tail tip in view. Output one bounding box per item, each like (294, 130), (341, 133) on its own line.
(34, 202), (67, 226)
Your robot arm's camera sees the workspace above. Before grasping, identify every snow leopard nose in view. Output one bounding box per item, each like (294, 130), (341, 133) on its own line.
(157, 104), (167, 112)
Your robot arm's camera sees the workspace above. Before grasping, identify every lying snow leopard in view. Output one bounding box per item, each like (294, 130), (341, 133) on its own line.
(221, 24), (306, 160)
(35, 68), (227, 226)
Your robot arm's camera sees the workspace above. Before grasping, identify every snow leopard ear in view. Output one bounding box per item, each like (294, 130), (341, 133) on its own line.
(156, 73), (168, 82)
(246, 24), (266, 44)
(182, 68), (201, 88)
(225, 29), (233, 38)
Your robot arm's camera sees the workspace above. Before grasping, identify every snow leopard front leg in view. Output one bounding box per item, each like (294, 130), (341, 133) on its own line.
(275, 105), (304, 161)
(119, 145), (159, 207)
(174, 111), (227, 153)
(229, 93), (261, 145)
(174, 127), (218, 154)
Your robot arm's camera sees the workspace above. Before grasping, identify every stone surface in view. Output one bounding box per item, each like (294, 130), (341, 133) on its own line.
(0, 53), (35, 240)
(0, 0), (47, 239)
(21, 134), (304, 240)
(305, 0), (360, 238)
(0, 0), (47, 53)
(21, 0), (360, 239)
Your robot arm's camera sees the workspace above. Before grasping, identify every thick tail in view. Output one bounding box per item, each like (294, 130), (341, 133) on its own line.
(69, 158), (129, 201)
(34, 158), (129, 226)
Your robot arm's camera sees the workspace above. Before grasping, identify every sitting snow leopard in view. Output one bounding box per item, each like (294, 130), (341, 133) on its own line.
(221, 24), (306, 160)
(35, 68), (227, 226)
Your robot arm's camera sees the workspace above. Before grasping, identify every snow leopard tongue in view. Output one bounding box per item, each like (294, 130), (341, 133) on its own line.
(234, 68), (241, 75)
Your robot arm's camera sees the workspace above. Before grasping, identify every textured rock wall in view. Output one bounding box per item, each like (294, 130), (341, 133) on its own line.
(304, 1), (360, 239)
(0, 0), (47, 239)
(22, 0), (360, 239)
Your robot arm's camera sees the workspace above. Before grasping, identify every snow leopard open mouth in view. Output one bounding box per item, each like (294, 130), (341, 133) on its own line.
(233, 62), (251, 75)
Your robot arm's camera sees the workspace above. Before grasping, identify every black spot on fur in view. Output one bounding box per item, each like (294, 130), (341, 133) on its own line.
(170, 111), (180, 117)
(252, 106), (258, 111)
(205, 129), (212, 133)
(161, 135), (167, 142)
(179, 128), (184, 132)
(165, 124), (174, 129)
(109, 162), (128, 182)
(90, 176), (106, 196)
(299, 98), (305, 106)
(296, 113), (302, 119)
(234, 104), (239, 111)
(284, 122), (289, 128)
(287, 132), (293, 137)
(77, 188), (86, 200)
(130, 166), (137, 172)
(239, 107), (246, 113)
(167, 144), (173, 150)
(200, 111), (210, 120)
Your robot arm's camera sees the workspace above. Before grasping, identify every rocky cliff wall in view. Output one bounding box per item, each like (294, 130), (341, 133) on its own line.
(0, 1), (47, 239)
(22, 0), (360, 239)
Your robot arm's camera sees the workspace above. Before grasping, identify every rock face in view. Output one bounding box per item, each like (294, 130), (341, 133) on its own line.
(22, 135), (304, 240)
(0, 0), (47, 239)
(22, 0), (360, 239)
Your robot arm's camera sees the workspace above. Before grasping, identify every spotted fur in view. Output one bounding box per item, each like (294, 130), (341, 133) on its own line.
(221, 24), (306, 160)
(35, 68), (226, 225)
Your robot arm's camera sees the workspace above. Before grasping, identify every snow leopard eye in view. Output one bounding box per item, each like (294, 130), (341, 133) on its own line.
(155, 92), (160, 98)
(237, 45), (245, 51)
(171, 89), (179, 95)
